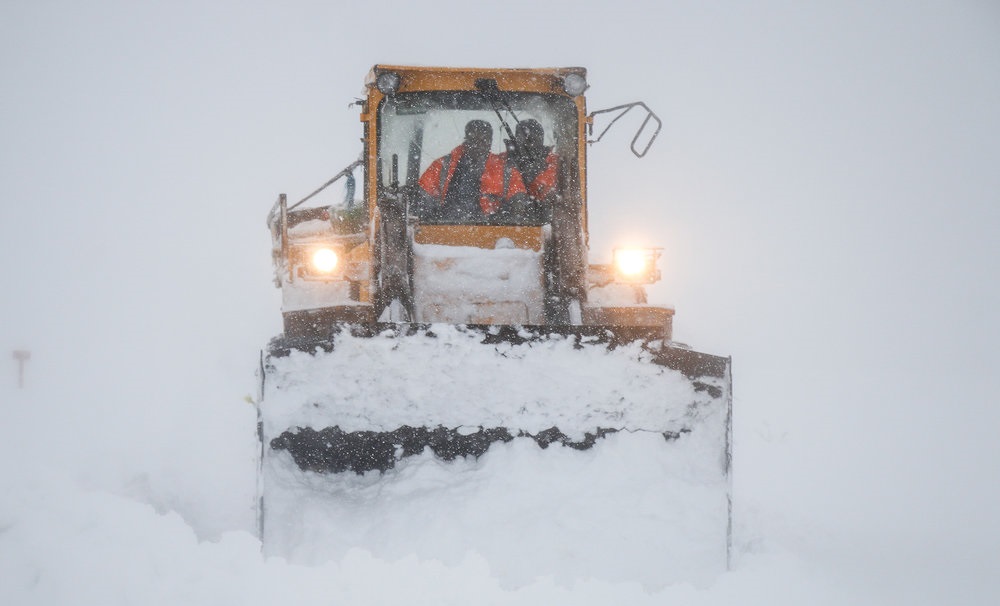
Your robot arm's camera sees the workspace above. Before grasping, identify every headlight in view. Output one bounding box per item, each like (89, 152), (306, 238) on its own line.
(311, 248), (339, 274)
(375, 71), (401, 95)
(562, 73), (587, 96)
(613, 247), (661, 283)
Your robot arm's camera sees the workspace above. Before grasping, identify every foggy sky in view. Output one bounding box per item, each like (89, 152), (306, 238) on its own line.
(2, 0), (998, 559)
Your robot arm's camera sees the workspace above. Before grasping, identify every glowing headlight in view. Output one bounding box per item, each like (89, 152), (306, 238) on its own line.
(375, 71), (401, 95)
(562, 73), (588, 96)
(614, 249), (650, 276)
(613, 247), (661, 283)
(310, 248), (339, 273)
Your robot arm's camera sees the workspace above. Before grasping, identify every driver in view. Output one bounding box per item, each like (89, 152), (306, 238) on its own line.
(501, 119), (558, 201)
(418, 120), (526, 221)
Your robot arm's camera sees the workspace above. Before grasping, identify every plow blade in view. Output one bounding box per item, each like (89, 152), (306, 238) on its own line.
(257, 324), (732, 587)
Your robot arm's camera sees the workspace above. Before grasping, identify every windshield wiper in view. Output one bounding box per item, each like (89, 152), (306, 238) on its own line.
(474, 78), (552, 179)
(474, 78), (519, 149)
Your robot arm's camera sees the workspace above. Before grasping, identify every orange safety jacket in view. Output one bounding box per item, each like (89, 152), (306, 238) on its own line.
(419, 145), (527, 214)
(500, 151), (558, 200)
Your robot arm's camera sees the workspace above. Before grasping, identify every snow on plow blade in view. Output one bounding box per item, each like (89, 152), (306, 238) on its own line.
(257, 324), (732, 587)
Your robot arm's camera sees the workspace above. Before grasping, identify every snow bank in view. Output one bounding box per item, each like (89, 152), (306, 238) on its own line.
(2, 359), (996, 605)
(263, 430), (728, 589)
(259, 326), (730, 588)
(0, 465), (694, 606)
(2, 468), (946, 606)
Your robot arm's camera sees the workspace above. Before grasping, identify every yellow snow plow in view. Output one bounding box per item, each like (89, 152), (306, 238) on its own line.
(257, 66), (732, 585)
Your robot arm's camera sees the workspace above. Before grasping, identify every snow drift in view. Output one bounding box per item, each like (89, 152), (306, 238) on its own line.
(258, 326), (731, 588)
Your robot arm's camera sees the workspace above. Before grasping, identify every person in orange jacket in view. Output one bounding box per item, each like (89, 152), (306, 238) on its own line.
(501, 119), (558, 201)
(418, 120), (526, 222)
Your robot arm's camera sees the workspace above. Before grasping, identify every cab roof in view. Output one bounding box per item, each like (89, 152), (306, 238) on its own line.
(367, 65), (587, 96)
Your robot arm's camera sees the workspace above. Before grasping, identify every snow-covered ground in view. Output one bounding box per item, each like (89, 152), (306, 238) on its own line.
(3, 2), (999, 604)
(1, 331), (996, 605)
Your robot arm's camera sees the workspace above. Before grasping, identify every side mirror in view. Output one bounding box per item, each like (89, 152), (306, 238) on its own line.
(587, 102), (663, 158)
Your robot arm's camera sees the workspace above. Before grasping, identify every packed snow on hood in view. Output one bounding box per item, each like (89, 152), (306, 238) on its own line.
(411, 242), (548, 324)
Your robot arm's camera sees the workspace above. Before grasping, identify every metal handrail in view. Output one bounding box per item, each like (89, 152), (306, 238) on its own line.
(289, 158), (364, 211)
(587, 102), (662, 158)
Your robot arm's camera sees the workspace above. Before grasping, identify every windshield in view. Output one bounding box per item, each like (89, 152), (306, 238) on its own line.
(378, 91), (578, 225)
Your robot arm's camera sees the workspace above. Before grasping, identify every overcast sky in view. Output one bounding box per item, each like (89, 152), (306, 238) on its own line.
(2, 0), (998, 555)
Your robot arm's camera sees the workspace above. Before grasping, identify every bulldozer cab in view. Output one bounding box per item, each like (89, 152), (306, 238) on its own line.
(366, 66), (590, 326)
(373, 71), (582, 226)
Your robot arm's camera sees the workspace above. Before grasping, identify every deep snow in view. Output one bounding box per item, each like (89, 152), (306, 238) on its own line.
(259, 329), (730, 588)
(2, 339), (997, 605)
(2, 3), (999, 603)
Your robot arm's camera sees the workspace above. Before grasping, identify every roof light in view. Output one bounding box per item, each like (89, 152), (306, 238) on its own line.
(562, 73), (588, 96)
(375, 71), (401, 95)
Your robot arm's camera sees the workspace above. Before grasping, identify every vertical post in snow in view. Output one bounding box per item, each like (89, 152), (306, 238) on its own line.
(12, 350), (31, 389)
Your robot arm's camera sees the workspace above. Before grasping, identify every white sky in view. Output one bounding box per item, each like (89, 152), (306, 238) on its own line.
(2, 0), (998, 562)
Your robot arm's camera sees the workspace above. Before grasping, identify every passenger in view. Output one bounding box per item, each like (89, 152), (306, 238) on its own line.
(418, 120), (526, 222)
(502, 119), (558, 201)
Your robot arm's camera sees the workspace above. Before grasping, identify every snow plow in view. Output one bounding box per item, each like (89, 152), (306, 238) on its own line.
(257, 66), (732, 586)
